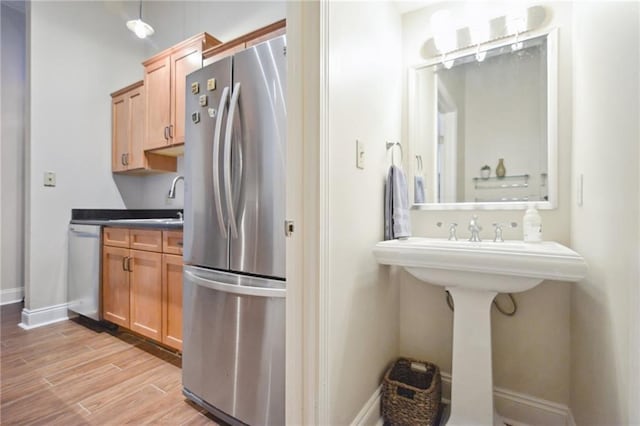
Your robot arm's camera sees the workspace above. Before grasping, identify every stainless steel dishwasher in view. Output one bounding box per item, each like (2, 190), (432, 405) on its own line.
(68, 224), (101, 320)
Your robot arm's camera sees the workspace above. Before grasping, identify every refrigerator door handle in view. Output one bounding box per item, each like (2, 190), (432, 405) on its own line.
(185, 269), (286, 299)
(223, 82), (241, 239)
(212, 86), (230, 238)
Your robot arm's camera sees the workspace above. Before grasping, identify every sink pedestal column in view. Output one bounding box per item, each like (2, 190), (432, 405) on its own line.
(446, 287), (498, 426)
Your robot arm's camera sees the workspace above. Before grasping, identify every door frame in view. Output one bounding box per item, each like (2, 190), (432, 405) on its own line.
(285, 1), (330, 424)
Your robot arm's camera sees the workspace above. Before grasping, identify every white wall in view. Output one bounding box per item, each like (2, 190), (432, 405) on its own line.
(27, 1), (146, 311)
(401, 2), (575, 404)
(327, 2), (402, 423)
(1, 2), (26, 301)
(570, 2), (640, 424)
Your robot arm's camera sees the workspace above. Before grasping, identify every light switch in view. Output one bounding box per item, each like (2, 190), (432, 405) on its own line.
(44, 171), (56, 187)
(207, 78), (216, 91)
(356, 140), (365, 169)
(192, 112), (200, 123)
(199, 95), (208, 107)
(191, 82), (200, 95)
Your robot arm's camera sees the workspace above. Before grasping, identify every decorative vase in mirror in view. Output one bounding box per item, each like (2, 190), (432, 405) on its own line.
(496, 159), (506, 178)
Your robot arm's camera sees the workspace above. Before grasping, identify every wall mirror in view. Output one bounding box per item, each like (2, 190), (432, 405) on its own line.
(408, 29), (557, 210)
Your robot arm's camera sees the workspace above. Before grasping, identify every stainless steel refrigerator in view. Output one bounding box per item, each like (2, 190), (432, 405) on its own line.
(182, 35), (286, 426)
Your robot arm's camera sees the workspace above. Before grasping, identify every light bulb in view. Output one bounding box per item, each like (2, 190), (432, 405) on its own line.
(134, 21), (147, 39)
(126, 18), (154, 39)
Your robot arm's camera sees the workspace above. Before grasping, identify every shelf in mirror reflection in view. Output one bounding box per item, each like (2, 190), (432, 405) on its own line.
(473, 174), (529, 190)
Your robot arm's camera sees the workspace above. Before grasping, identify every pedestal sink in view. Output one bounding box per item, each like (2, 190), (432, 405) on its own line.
(373, 237), (587, 425)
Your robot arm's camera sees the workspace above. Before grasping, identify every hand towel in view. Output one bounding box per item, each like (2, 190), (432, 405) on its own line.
(384, 165), (411, 240)
(414, 175), (426, 204)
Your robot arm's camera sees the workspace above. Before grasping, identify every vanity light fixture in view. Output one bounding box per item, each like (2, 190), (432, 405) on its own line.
(126, 0), (154, 39)
(431, 10), (457, 69)
(424, 5), (546, 65)
(507, 7), (528, 51)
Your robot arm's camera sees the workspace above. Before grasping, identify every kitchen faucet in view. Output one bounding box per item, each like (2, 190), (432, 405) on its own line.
(168, 175), (184, 199)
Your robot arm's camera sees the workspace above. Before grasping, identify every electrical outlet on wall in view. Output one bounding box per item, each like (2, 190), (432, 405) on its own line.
(43, 171), (56, 187)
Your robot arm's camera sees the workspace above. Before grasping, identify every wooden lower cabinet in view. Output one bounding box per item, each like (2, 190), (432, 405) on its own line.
(162, 254), (183, 350)
(129, 250), (163, 341)
(102, 227), (183, 351)
(102, 246), (131, 328)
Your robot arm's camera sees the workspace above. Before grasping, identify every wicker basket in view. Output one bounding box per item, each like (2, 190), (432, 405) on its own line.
(381, 357), (441, 426)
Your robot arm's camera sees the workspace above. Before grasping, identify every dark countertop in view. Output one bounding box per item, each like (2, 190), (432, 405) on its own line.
(70, 209), (183, 230)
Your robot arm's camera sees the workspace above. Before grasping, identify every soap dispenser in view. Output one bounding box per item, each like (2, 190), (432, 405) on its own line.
(523, 206), (542, 242)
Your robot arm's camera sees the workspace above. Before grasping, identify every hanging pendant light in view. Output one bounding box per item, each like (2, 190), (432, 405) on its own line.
(126, 0), (154, 39)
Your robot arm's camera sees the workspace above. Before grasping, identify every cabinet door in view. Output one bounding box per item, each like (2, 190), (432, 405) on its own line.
(145, 56), (171, 151)
(162, 254), (183, 350)
(170, 44), (203, 146)
(111, 94), (128, 172)
(127, 85), (146, 170)
(102, 246), (130, 327)
(129, 250), (163, 340)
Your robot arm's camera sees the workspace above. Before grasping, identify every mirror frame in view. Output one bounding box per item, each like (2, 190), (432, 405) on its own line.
(408, 28), (558, 210)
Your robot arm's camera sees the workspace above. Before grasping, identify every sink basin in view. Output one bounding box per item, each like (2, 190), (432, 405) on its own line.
(373, 237), (587, 425)
(109, 218), (183, 225)
(373, 237), (587, 293)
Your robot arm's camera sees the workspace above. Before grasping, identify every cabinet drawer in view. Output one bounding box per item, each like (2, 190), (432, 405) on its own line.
(163, 231), (183, 255)
(103, 227), (130, 248)
(130, 229), (163, 252)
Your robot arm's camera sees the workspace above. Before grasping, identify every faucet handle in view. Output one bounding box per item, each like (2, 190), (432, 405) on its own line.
(177, 211), (184, 221)
(492, 222), (518, 242)
(437, 222), (459, 241)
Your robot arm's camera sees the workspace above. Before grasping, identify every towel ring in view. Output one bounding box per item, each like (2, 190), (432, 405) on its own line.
(386, 141), (403, 165)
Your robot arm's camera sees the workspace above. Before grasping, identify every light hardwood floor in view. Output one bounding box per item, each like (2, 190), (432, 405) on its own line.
(0, 302), (217, 425)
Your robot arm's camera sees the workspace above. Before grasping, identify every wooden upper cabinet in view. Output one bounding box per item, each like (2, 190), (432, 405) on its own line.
(144, 56), (171, 151)
(202, 19), (286, 67)
(143, 33), (221, 154)
(171, 44), (204, 146)
(112, 94), (128, 173)
(111, 81), (176, 174)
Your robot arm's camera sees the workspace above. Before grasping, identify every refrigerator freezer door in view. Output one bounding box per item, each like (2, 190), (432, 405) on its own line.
(182, 266), (285, 426)
(229, 35), (287, 279)
(184, 58), (232, 270)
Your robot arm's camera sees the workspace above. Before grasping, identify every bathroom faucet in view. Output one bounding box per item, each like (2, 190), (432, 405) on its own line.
(437, 222), (458, 241)
(168, 175), (184, 199)
(492, 222), (518, 242)
(468, 215), (482, 242)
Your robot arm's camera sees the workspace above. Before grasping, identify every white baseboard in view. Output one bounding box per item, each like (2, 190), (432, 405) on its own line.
(352, 372), (574, 426)
(351, 385), (384, 426)
(0, 287), (24, 306)
(18, 303), (69, 330)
